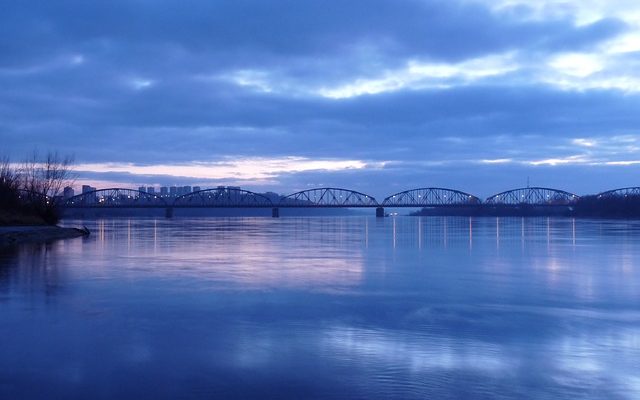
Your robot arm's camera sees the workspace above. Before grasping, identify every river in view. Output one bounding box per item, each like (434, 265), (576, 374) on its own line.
(1, 217), (639, 399)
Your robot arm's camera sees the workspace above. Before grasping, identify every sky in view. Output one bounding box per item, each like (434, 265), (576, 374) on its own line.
(2, 0), (640, 199)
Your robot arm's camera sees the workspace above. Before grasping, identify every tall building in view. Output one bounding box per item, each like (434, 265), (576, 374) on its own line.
(63, 186), (74, 199)
(160, 187), (168, 197)
(138, 186), (146, 193)
(169, 186), (177, 197)
(192, 186), (201, 192)
(81, 185), (96, 203)
(82, 185), (96, 194)
(182, 186), (191, 195)
(147, 187), (155, 195)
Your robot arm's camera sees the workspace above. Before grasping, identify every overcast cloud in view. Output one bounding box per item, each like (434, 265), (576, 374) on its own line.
(2, 0), (640, 198)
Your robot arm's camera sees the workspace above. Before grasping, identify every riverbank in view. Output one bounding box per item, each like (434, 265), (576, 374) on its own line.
(0, 225), (89, 246)
(0, 210), (48, 226)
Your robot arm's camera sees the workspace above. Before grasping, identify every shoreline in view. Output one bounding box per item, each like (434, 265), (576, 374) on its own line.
(0, 225), (90, 246)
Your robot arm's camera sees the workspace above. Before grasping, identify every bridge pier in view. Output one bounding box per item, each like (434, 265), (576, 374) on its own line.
(376, 207), (385, 218)
(165, 207), (173, 218)
(272, 207), (280, 218)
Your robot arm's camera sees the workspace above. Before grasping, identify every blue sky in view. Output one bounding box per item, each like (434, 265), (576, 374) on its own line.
(2, 0), (640, 199)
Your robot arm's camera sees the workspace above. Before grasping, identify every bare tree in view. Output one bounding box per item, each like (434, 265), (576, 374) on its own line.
(1, 156), (19, 188)
(22, 152), (73, 196)
(20, 151), (75, 223)
(0, 156), (20, 210)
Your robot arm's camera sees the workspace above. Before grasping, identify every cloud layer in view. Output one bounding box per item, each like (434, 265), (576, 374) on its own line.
(2, 0), (640, 197)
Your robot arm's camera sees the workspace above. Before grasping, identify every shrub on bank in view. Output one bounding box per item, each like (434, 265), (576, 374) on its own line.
(0, 153), (73, 226)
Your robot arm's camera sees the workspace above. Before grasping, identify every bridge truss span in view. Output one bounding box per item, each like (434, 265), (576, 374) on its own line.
(485, 187), (579, 206)
(280, 188), (378, 207)
(596, 187), (640, 198)
(382, 188), (481, 207)
(64, 188), (168, 208)
(172, 188), (274, 207)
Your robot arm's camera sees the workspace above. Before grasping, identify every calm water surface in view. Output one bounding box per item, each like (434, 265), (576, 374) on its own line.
(1, 217), (640, 399)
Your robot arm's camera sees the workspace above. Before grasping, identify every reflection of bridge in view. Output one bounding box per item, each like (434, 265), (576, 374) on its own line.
(61, 186), (595, 217)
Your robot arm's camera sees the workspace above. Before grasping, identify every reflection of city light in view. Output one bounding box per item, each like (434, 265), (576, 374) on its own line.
(393, 218), (397, 249)
(468, 218), (473, 251)
(521, 217), (525, 251)
(77, 219), (366, 290)
(444, 218), (448, 248)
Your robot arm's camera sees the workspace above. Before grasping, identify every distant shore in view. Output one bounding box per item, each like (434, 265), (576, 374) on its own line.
(0, 225), (89, 246)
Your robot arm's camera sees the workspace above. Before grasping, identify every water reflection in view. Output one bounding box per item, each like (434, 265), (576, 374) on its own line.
(0, 242), (67, 302)
(1, 217), (640, 399)
(59, 218), (369, 291)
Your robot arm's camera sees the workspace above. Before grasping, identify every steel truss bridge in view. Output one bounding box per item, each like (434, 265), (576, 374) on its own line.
(596, 187), (640, 199)
(58, 186), (596, 217)
(484, 187), (579, 206)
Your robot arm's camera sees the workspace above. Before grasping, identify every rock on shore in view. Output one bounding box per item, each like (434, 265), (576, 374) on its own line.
(0, 225), (90, 246)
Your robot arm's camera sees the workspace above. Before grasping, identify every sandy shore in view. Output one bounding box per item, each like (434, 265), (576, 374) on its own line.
(0, 225), (90, 246)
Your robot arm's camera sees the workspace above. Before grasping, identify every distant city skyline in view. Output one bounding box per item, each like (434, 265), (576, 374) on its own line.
(3, 1), (640, 199)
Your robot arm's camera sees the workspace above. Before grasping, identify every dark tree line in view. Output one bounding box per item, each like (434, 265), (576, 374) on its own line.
(573, 195), (640, 218)
(0, 152), (74, 225)
(411, 195), (640, 218)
